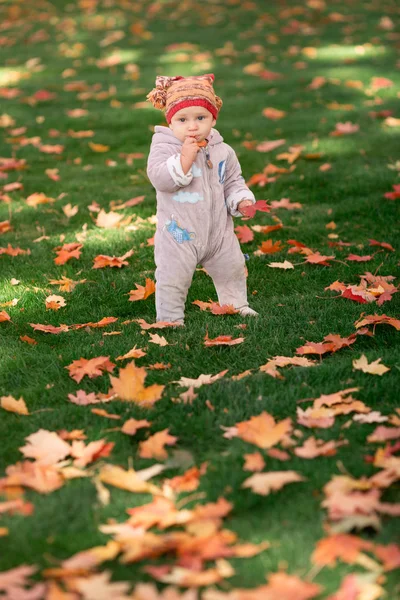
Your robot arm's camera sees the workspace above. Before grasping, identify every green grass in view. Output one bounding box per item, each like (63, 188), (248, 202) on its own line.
(0, 0), (400, 597)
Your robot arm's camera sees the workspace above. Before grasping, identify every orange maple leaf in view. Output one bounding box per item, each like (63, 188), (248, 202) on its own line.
(66, 356), (115, 383)
(54, 242), (82, 265)
(128, 278), (156, 301)
(235, 225), (254, 243)
(138, 429), (178, 460)
(109, 361), (164, 406)
(236, 412), (292, 449)
(92, 254), (129, 269)
(210, 303), (239, 315)
(258, 239), (284, 254)
(204, 332), (244, 346)
(312, 534), (373, 566)
(305, 252), (335, 266)
(0, 311), (11, 323)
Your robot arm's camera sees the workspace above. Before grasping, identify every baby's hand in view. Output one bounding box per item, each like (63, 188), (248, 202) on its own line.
(237, 199), (254, 215)
(181, 136), (200, 164)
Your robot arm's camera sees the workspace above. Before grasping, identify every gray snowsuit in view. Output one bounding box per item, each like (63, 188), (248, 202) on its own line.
(147, 126), (256, 323)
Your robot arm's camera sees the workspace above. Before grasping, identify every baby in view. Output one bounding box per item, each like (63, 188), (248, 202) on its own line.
(146, 73), (258, 325)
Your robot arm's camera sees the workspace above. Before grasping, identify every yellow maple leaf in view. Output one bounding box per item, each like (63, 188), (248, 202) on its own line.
(1, 395), (29, 415)
(110, 361), (164, 406)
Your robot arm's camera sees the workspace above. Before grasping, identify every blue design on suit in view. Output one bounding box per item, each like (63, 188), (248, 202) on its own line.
(218, 159), (226, 184)
(165, 218), (195, 244)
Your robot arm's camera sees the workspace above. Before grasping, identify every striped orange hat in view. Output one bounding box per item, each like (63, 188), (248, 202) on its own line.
(146, 73), (223, 123)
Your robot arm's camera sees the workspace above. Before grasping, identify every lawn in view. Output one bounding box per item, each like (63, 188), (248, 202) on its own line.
(0, 0), (399, 598)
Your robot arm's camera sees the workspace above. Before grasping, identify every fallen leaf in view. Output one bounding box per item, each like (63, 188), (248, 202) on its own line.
(1, 396), (29, 415)
(268, 260), (294, 270)
(204, 332), (244, 347)
(139, 429), (178, 460)
(242, 471), (305, 495)
(121, 418), (151, 436)
(110, 361), (164, 406)
(128, 278), (156, 301)
(353, 355), (390, 376)
(236, 412), (292, 449)
(148, 333), (169, 346)
(19, 429), (71, 465)
(66, 356), (115, 383)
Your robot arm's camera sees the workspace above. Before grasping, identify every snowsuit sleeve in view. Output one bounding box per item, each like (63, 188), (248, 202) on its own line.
(223, 147), (256, 217)
(147, 142), (193, 193)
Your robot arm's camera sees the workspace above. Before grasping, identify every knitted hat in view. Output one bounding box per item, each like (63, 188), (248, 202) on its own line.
(146, 73), (223, 123)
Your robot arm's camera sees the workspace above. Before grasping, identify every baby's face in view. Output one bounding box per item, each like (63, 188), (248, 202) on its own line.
(169, 106), (216, 143)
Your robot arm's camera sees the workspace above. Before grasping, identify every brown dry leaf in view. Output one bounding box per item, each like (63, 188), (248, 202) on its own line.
(236, 412), (292, 449)
(242, 471), (305, 495)
(66, 356), (115, 383)
(110, 361), (164, 406)
(121, 418), (151, 436)
(353, 355), (390, 376)
(129, 278), (156, 301)
(116, 346), (147, 360)
(243, 452), (265, 472)
(139, 429), (178, 460)
(1, 395), (29, 415)
(204, 332), (244, 347)
(19, 429), (71, 465)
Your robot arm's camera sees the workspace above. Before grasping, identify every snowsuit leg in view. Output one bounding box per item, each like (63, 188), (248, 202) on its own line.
(202, 231), (249, 309)
(154, 228), (198, 323)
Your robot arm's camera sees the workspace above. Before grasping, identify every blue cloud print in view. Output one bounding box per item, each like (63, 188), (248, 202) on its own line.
(172, 191), (204, 204)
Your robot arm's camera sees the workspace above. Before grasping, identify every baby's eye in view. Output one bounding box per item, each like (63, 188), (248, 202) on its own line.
(198, 116), (205, 120)
(178, 118), (185, 122)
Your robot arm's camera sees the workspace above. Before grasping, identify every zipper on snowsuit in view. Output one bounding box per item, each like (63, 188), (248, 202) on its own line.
(202, 144), (214, 245)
